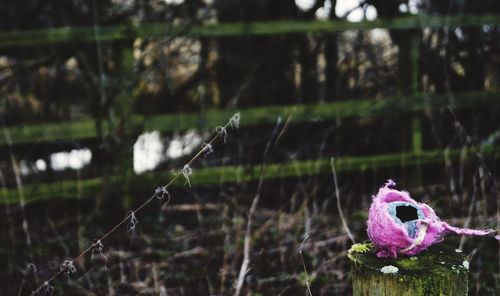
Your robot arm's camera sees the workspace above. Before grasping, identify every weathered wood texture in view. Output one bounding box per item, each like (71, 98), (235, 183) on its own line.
(348, 243), (468, 296)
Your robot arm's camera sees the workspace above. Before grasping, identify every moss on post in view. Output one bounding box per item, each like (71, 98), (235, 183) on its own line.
(348, 243), (468, 296)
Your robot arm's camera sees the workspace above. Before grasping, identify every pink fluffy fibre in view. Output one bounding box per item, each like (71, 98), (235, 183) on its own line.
(367, 180), (498, 258)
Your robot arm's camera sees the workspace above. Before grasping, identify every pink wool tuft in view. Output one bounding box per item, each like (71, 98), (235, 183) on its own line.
(367, 180), (499, 258)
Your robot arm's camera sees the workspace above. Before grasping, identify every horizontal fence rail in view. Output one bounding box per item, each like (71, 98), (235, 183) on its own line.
(1, 15), (500, 48)
(0, 145), (496, 205)
(1, 90), (498, 146)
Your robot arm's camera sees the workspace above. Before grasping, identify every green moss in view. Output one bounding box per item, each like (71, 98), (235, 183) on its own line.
(348, 243), (373, 261)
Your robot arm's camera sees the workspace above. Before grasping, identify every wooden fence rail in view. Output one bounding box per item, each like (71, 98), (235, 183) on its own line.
(0, 145), (496, 205)
(1, 15), (500, 47)
(1, 90), (498, 146)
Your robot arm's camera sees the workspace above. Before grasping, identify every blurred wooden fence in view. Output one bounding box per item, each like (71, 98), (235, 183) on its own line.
(2, 15), (500, 47)
(1, 15), (499, 204)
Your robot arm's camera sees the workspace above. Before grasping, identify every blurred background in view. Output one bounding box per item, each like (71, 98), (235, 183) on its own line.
(1, 0), (500, 295)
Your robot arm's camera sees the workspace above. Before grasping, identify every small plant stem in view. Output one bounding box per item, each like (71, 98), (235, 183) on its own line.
(17, 278), (25, 296)
(330, 158), (356, 244)
(299, 234), (313, 296)
(234, 115), (289, 296)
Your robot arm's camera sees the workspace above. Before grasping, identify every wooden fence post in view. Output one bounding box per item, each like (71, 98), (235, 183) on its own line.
(348, 243), (468, 296)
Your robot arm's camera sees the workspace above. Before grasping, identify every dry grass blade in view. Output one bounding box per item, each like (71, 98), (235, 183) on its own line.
(234, 114), (291, 296)
(330, 158), (356, 244)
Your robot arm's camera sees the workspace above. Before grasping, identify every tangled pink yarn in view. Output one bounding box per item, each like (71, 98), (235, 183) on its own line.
(367, 180), (499, 258)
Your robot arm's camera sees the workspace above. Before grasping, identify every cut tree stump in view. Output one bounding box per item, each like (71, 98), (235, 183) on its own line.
(348, 243), (469, 296)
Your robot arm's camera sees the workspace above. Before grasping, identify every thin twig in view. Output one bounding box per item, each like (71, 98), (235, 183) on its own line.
(299, 234), (313, 296)
(17, 278), (25, 296)
(330, 158), (356, 244)
(2, 128), (34, 260)
(234, 114), (291, 296)
(0, 168), (17, 272)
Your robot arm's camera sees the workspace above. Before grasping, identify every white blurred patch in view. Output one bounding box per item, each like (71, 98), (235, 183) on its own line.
(336, 0), (360, 19)
(399, 0), (419, 13)
(35, 159), (47, 171)
(408, 0), (419, 14)
(295, 0), (331, 19)
(370, 28), (390, 42)
(19, 160), (30, 176)
(365, 5), (377, 21)
(50, 149), (92, 171)
(133, 131), (164, 174)
(164, 0), (184, 4)
(316, 0), (332, 19)
(399, 3), (408, 13)
(17, 159), (47, 176)
(111, 0), (134, 7)
(65, 57), (78, 70)
(133, 130), (204, 174)
(166, 130), (203, 159)
(347, 7), (363, 22)
(295, 0), (315, 11)
(335, 0), (378, 22)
